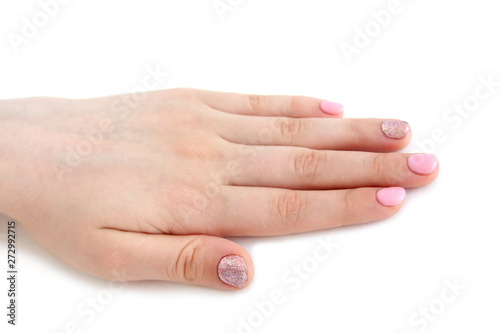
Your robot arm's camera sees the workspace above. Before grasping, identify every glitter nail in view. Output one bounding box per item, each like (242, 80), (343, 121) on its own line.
(217, 255), (248, 288)
(381, 120), (410, 139)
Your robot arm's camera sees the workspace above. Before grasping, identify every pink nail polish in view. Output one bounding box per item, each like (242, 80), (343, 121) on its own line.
(381, 121), (410, 139)
(376, 187), (406, 207)
(408, 154), (438, 175)
(217, 255), (248, 288)
(320, 101), (344, 115)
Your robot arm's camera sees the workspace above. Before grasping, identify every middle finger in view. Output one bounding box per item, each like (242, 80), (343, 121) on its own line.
(228, 146), (439, 190)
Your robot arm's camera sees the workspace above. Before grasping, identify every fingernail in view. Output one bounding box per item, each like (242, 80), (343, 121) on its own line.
(320, 101), (344, 115)
(381, 121), (410, 139)
(376, 187), (406, 207)
(217, 255), (248, 288)
(408, 154), (438, 175)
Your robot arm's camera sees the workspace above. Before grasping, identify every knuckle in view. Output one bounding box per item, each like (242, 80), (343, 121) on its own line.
(288, 95), (301, 111)
(372, 154), (385, 177)
(370, 154), (406, 184)
(285, 95), (303, 116)
(292, 150), (324, 183)
(279, 118), (304, 144)
(347, 119), (365, 142)
(247, 94), (268, 114)
(175, 144), (223, 161)
(172, 112), (202, 126)
(342, 190), (353, 212)
(164, 87), (194, 98)
(269, 191), (306, 231)
(174, 238), (205, 283)
(336, 190), (355, 227)
(159, 88), (192, 103)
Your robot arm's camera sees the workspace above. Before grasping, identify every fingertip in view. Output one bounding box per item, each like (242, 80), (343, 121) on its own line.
(378, 120), (412, 151)
(407, 154), (439, 175)
(217, 254), (250, 289)
(320, 100), (344, 116)
(381, 120), (410, 140)
(213, 239), (254, 290)
(376, 187), (406, 207)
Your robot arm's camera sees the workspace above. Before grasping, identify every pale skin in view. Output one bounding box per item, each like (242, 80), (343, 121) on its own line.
(0, 88), (439, 290)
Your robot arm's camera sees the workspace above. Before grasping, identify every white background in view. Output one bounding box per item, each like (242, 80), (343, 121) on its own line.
(1, 0), (499, 332)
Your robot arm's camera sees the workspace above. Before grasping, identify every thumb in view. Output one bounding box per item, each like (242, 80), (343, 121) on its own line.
(92, 230), (254, 290)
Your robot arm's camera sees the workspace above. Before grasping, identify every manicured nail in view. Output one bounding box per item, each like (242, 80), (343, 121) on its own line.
(381, 121), (410, 139)
(376, 187), (406, 207)
(320, 101), (344, 115)
(408, 154), (438, 175)
(217, 255), (248, 288)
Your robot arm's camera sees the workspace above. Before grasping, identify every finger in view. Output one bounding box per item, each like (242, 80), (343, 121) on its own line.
(230, 147), (439, 190)
(210, 186), (406, 236)
(215, 116), (411, 152)
(89, 231), (254, 290)
(196, 89), (344, 117)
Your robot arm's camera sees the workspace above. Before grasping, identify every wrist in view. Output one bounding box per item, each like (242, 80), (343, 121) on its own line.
(0, 98), (26, 219)
(0, 97), (55, 222)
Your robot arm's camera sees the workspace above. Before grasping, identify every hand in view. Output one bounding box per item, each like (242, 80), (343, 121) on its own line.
(0, 89), (439, 289)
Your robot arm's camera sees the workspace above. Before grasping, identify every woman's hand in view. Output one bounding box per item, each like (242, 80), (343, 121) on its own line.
(0, 89), (439, 289)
